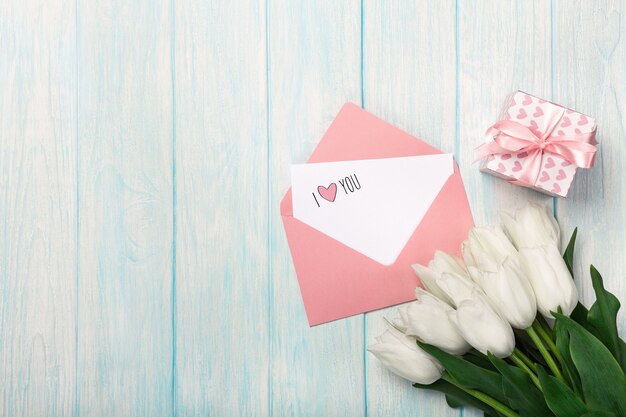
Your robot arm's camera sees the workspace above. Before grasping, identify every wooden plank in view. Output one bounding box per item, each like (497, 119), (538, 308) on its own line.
(173, 0), (269, 415)
(552, 0), (626, 330)
(362, 1), (460, 415)
(363, 1), (459, 416)
(0, 1), (77, 416)
(457, 0), (553, 225)
(76, 1), (173, 415)
(457, 0), (553, 416)
(456, 2), (551, 416)
(267, 2), (364, 416)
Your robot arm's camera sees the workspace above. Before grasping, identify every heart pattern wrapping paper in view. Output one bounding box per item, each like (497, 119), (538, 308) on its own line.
(480, 91), (597, 197)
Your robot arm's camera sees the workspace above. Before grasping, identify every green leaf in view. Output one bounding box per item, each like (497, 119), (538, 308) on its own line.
(586, 265), (625, 373)
(563, 227), (578, 276)
(580, 412), (616, 417)
(464, 350), (498, 372)
(444, 394), (462, 408)
(417, 342), (509, 406)
(536, 365), (588, 417)
(570, 302), (590, 330)
(488, 353), (554, 417)
(554, 317), (583, 396)
(553, 313), (626, 415)
(412, 379), (498, 416)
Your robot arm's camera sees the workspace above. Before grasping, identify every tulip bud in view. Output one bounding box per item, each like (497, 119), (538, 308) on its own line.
(448, 291), (515, 358)
(434, 272), (477, 308)
(368, 328), (443, 384)
(463, 226), (518, 272)
(469, 257), (537, 329)
(501, 203), (560, 249)
(397, 289), (470, 355)
(412, 251), (473, 306)
(519, 244), (578, 317)
(500, 203), (578, 317)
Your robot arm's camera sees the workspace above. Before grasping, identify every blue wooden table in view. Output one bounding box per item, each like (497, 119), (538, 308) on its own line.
(1, 1), (624, 416)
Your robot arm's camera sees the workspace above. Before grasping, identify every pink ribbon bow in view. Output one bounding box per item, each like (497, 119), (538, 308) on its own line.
(476, 108), (598, 186)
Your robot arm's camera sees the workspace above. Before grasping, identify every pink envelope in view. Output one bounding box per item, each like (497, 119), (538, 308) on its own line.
(281, 103), (474, 326)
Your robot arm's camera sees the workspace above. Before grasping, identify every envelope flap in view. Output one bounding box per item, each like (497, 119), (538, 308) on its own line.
(308, 103), (442, 163)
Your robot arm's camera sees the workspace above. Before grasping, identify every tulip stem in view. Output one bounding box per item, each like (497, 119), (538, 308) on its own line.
(532, 320), (564, 367)
(512, 348), (536, 373)
(510, 351), (541, 391)
(536, 315), (554, 340)
(442, 374), (520, 417)
(526, 326), (566, 384)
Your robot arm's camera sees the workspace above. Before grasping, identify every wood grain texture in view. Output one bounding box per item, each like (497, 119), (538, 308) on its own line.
(362, 1), (461, 416)
(76, 1), (173, 415)
(173, 0), (269, 415)
(552, 0), (626, 334)
(457, 0), (554, 227)
(455, 5), (552, 412)
(0, 1), (77, 416)
(267, 2), (364, 416)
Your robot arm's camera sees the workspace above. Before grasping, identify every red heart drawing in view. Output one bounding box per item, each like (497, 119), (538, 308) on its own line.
(512, 161), (523, 172)
(578, 114), (589, 125)
(561, 116), (572, 127)
(317, 183), (337, 202)
(566, 109), (574, 114)
(562, 160), (572, 167)
(523, 94), (533, 105)
(496, 163), (506, 173)
(517, 151), (528, 158)
(501, 154), (512, 160)
(540, 171), (550, 182)
(551, 183), (562, 194)
(574, 128), (582, 134)
(557, 130), (565, 136)
(517, 108), (527, 119)
(511, 98), (517, 106)
(556, 169), (566, 180)
(545, 157), (555, 168)
(533, 106), (544, 117)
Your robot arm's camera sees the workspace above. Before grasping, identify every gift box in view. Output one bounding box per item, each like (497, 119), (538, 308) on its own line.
(478, 91), (598, 197)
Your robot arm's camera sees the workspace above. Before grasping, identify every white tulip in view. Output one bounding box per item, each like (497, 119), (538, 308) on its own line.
(434, 272), (478, 308)
(397, 289), (470, 355)
(389, 315), (408, 334)
(448, 291), (515, 358)
(519, 244), (578, 317)
(368, 327), (443, 384)
(500, 203), (578, 317)
(463, 226), (518, 273)
(469, 257), (537, 329)
(462, 225), (538, 328)
(412, 251), (474, 307)
(501, 203), (560, 249)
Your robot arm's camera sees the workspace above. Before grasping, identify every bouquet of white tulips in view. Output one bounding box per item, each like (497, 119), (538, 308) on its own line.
(369, 203), (626, 417)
